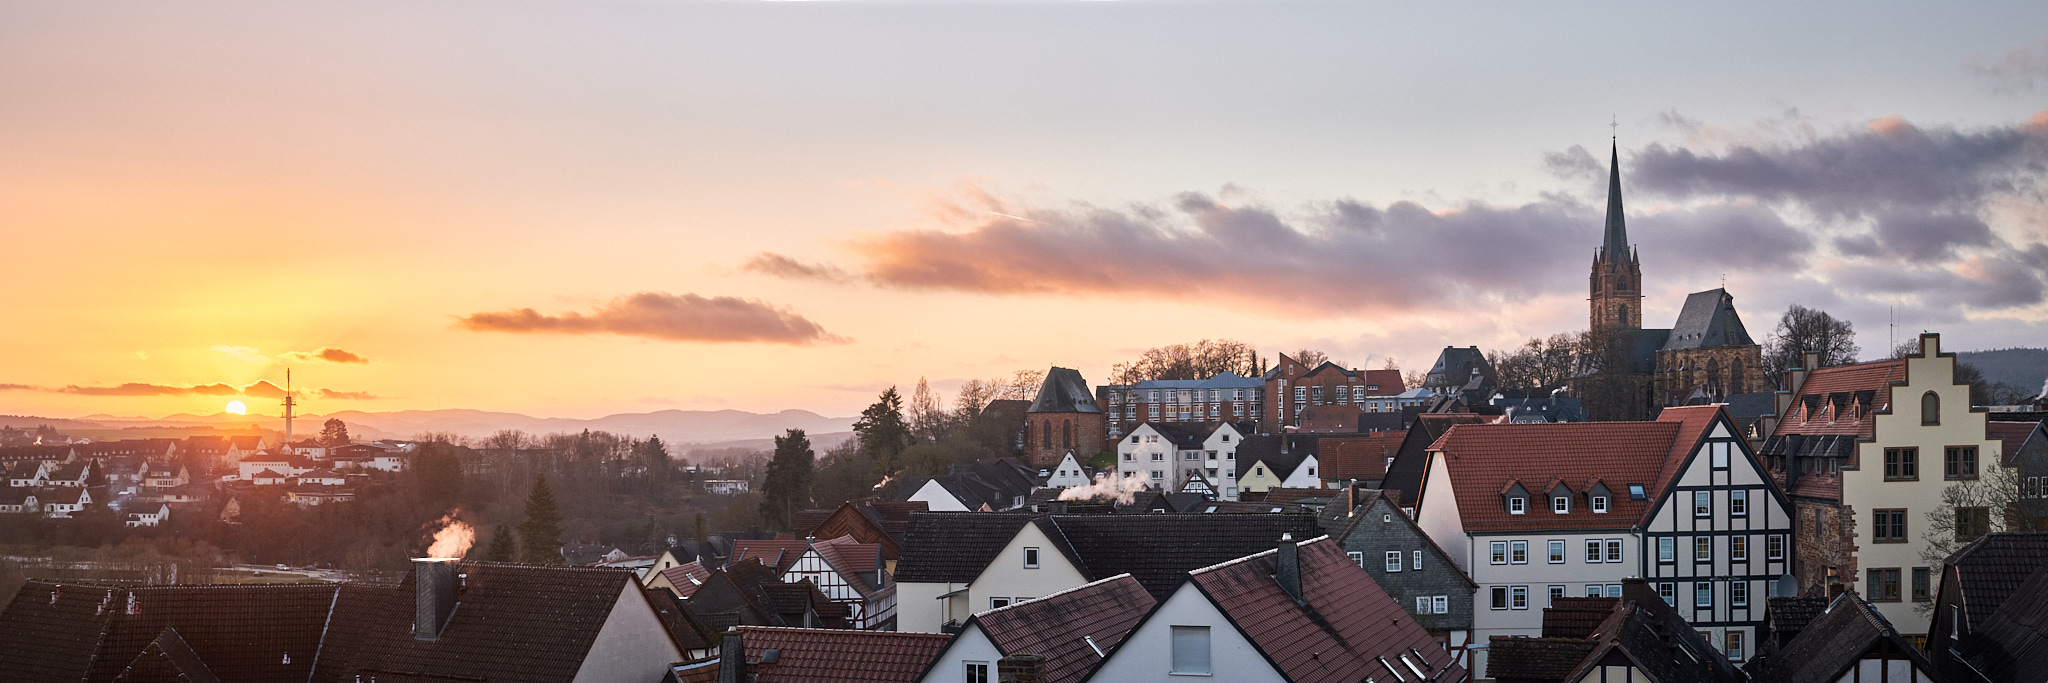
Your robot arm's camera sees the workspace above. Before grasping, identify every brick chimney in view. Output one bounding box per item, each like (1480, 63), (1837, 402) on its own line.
(412, 558), (459, 641)
(1276, 533), (1302, 604)
(717, 628), (745, 683)
(998, 653), (1046, 683)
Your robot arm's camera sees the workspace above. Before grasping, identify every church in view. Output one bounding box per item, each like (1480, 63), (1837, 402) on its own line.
(1587, 142), (1767, 419)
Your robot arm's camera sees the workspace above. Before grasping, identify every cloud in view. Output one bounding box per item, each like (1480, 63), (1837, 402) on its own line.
(316, 389), (377, 400)
(47, 380), (297, 398)
(0, 384), (35, 391)
(457, 292), (848, 345)
(742, 253), (853, 283)
(212, 345), (269, 364)
(284, 347), (369, 364)
(1970, 40), (2048, 93)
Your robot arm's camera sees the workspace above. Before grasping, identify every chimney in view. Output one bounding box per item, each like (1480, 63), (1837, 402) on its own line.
(998, 653), (1047, 683)
(1276, 533), (1302, 604)
(412, 558), (459, 641)
(717, 628), (745, 683)
(874, 543), (887, 587)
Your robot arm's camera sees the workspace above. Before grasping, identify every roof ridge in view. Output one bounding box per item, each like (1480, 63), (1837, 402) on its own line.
(737, 625), (953, 638)
(1190, 535), (1331, 575)
(987, 572), (1136, 614)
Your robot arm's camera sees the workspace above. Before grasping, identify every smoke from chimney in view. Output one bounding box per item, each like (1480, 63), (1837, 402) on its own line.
(423, 514), (475, 559)
(1057, 471), (1153, 505)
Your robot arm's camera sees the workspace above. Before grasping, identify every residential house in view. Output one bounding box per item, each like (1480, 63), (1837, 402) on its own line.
(1416, 405), (1796, 669)
(1318, 429), (1407, 489)
(790, 499), (928, 566)
(293, 468), (345, 486)
(237, 453), (317, 481)
(1086, 534), (1466, 682)
(251, 469), (291, 486)
(0, 581), (357, 681)
(1382, 414), (1497, 513)
(1938, 562), (2048, 682)
(732, 539), (812, 576)
(1024, 366), (1107, 466)
(1263, 354), (1408, 429)
(0, 487), (39, 514)
(1233, 434), (1322, 494)
(1740, 591), (1943, 683)
(284, 487), (355, 506)
(124, 503), (170, 527)
(1043, 450), (1094, 489)
(42, 459), (98, 487)
(916, 573), (1154, 683)
(1760, 333), (2007, 638)
(1484, 582), (1742, 683)
(667, 625), (952, 683)
(40, 486), (99, 518)
(1989, 418), (2048, 522)
(1114, 422), (1248, 498)
(683, 558), (850, 630)
(1316, 487), (1477, 667)
(901, 458), (1042, 512)
(893, 511), (1322, 633)
(1926, 531), (2048, 674)
(703, 479), (750, 495)
(143, 464), (190, 489)
(1098, 371), (1267, 438)
(1424, 346), (1500, 405)
(784, 535), (896, 630)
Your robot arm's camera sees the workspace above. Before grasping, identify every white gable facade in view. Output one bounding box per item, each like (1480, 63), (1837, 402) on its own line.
(907, 479), (974, 512)
(1085, 580), (1281, 682)
(1044, 451), (1093, 489)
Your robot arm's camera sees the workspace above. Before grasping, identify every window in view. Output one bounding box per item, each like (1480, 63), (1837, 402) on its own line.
(1874, 509), (1908, 543)
(1587, 539), (1603, 563)
(1151, 453), (1164, 462)
(1914, 567), (1932, 602)
(990, 597), (1010, 609)
(1730, 490), (1748, 517)
(1629, 484), (1647, 500)
(1695, 537), (1713, 562)
(1695, 491), (1713, 517)
(1491, 541), (1508, 565)
(1726, 631), (1745, 662)
(1945, 447), (1979, 480)
(1510, 541), (1528, 564)
(1711, 442), (1730, 469)
(1731, 581), (1749, 607)
(1491, 586), (1509, 609)
(1659, 537), (1676, 563)
(966, 662), (990, 683)
(1657, 582), (1676, 604)
(1432, 596), (1448, 614)
(1606, 584), (1623, 598)
(1553, 496), (1569, 514)
(1124, 453), (1134, 461)
(1151, 470), (1165, 480)
(1585, 585), (1603, 597)
(1508, 497), (1526, 515)
(1885, 447), (1919, 481)
(1170, 626), (1211, 675)
(1348, 551), (1365, 568)
(1549, 585), (1566, 606)
(1695, 582), (1714, 608)
(1592, 496), (1609, 513)
(1386, 551), (1404, 573)
(1606, 539), (1623, 563)
(1922, 391), (1940, 425)
(1956, 507), (1991, 542)
(1023, 547), (1040, 569)
(1868, 568), (1902, 602)
(1767, 535), (1785, 561)
(1730, 536), (1747, 562)
(1413, 550), (1423, 570)
(1416, 596), (1430, 613)
(1548, 540), (1566, 564)
(1185, 452), (1199, 460)
(1511, 586), (1528, 609)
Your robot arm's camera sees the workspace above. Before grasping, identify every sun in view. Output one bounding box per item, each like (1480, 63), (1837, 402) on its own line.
(224, 400), (247, 415)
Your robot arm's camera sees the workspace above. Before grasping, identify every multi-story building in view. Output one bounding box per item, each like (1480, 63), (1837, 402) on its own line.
(1316, 487), (1478, 669)
(1262, 355), (1406, 430)
(1098, 372), (1265, 440)
(1114, 422), (1248, 498)
(1759, 332), (2007, 642)
(1413, 405), (1795, 674)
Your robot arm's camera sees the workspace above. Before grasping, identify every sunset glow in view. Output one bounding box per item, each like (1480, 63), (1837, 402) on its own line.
(224, 401), (247, 416)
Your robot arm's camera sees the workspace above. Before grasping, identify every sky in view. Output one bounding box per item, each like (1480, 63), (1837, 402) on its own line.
(3, 0), (2046, 420)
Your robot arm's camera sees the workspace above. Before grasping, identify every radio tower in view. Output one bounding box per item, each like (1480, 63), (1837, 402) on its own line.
(282, 368), (298, 449)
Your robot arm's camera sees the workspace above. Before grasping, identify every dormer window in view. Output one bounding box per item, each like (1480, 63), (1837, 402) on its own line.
(1591, 496), (1609, 513)
(1552, 497), (1569, 514)
(1508, 497), (1526, 514)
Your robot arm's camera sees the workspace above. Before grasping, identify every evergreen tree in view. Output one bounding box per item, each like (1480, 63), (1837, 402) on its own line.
(639, 435), (670, 479)
(484, 525), (517, 563)
(760, 429), (816, 531)
(518, 474), (565, 564)
(853, 387), (911, 471)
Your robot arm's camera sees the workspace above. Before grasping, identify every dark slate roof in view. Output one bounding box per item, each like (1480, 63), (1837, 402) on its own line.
(1493, 397), (1589, 423)
(315, 563), (652, 683)
(1943, 531), (2048, 632)
(1764, 596), (1830, 641)
(1380, 414), (1491, 507)
(899, 459), (1042, 511)
(961, 574), (1155, 683)
(1574, 597), (1739, 683)
(1662, 289), (1757, 351)
(112, 628), (219, 683)
(1235, 435), (1310, 481)
(1028, 367), (1101, 414)
(0, 581), (342, 683)
(1743, 592), (1937, 683)
(1543, 597), (1619, 638)
(1487, 636), (1597, 682)
(1040, 513), (1323, 599)
(893, 512), (1035, 583)
(1954, 564), (2048, 682)
(1722, 392), (1778, 435)
(1622, 328), (1671, 374)
(643, 588), (717, 653)
(1425, 346), (1496, 391)
(1600, 141), (1629, 262)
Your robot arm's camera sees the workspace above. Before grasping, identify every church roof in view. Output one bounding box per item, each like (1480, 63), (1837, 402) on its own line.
(1028, 367), (1101, 414)
(1602, 141), (1631, 263)
(1661, 288), (1756, 350)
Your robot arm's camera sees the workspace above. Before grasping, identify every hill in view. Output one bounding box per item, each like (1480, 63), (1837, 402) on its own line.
(1957, 347), (2048, 398)
(60, 408), (858, 447)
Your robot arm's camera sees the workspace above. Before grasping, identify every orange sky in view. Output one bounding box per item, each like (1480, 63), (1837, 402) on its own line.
(4, 2), (2045, 420)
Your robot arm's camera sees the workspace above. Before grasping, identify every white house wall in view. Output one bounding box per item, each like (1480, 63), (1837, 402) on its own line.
(970, 523), (1092, 614)
(571, 582), (687, 683)
(896, 581), (965, 633)
(918, 621), (1007, 683)
(1641, 418), (1795, 664)
(1468, 530), (1640, 641)
(1086, 582), (1282, 683)
(1416, 451), (1469, 573)
(1046, 453), (1093, 489)
(908, 480), (973, 512)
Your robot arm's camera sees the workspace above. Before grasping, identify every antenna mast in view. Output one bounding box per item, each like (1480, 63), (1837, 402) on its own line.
(282, 368), (297, 449)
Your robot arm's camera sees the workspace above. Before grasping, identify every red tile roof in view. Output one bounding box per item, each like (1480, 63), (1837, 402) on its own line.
(1773, 359), (1905, 438)
(964, 574), (1155, 683)
(658, 561), (712, 599)
(1427, 421), (1682, 531)
(1190, 537), (1465, 682)
(1363, 369), (1407, 394)
(739, 626), (951, 683)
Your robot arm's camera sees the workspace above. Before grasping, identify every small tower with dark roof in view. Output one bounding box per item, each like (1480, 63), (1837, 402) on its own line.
(1590, 141), (1643, 338)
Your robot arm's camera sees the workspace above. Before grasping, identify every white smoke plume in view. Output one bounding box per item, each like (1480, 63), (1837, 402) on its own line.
(1057, 471), (1153, 505)
(423, 514), (475, 559)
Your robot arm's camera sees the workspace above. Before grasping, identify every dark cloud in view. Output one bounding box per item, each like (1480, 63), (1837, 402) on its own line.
(0, 384), (35, 391)
(1970, 41), (2048, 93)
(285, 347), (369, 364)
(1633, 202), (1814, 273)
(457, 292), (848, 345)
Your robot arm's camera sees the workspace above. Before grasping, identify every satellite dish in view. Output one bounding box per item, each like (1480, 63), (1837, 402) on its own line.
(1777, 574), (1799, 598)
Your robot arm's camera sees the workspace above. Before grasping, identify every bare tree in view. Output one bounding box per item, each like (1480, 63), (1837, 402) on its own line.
(908, 377), (944, 445)
(1764, 304), (1860, 387)
(481, 430), (532, 451)
(1918, 465), (2048, 613)
(997, 369), (1046, 401)
(1289, 349), (1330, 368)
(1109, 339), (1262, 383)
(1489, 333), (1588, 394)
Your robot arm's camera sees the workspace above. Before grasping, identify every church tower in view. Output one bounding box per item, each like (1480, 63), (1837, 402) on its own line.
(1590, 141), (1642, 337)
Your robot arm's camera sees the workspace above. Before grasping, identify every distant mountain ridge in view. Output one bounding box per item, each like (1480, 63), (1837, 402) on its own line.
(20, 408), (858, 448)
(1957, 347), (2048, 397)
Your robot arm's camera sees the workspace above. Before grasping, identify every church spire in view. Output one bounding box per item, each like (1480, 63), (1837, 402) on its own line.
(1601, 140), (1629, 263)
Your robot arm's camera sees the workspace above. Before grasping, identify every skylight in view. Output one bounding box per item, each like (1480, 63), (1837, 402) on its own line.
(1628, 484), (1647, 501)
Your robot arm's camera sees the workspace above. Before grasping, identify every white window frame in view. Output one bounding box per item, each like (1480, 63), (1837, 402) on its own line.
(966, 661), (990, 683)
(1170, 626), (1212, 675)
(1695, 582), (1713, 608)
(1508, 497), (1526, 515)
(1585, 539), (1603, 563)
(1605, 539), (1623, 563)
(1549, 585), (1566, 606)
(1659, 537), (1676, 563)
(1730, 490), (1748, 517)
(1348, 551), (1365, 568)
(1731, 580), (1749, 608)
(1511, 586), (1529, 610)
(1767, 535), (1785, 561)
(1413, 550), (1423, 570)
(1510, 540), (1528, 564)
(1592, 495), (1609, 513)
(1730, 536), (1747, 562)
(1695, 491), (1712, 517)
(1385, 551), (1404, 573)
(1553, 496), (1569, 514)
(1548, 540), (1566, 564)
(1432, 596), (1448, 614)
(1023, 547), (1040, 569)
(1490, 541), (1508, 565)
